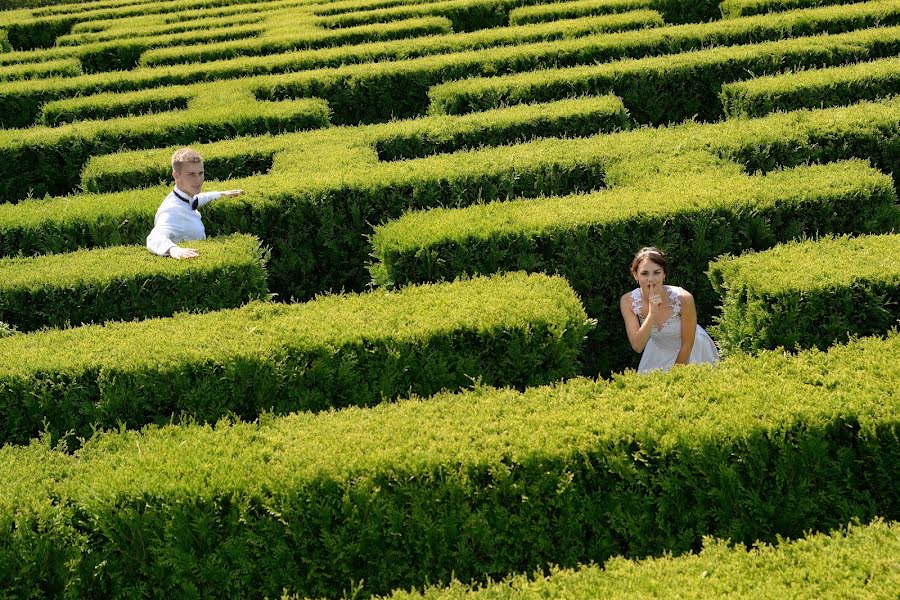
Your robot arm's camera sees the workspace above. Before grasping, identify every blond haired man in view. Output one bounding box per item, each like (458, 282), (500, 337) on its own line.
(146, 148), (243, 259)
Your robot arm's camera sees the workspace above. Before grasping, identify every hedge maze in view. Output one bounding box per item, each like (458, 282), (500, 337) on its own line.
(0, 0), (897, 596)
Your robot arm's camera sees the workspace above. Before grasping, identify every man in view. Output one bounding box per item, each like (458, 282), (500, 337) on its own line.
(146, 147), (243, 259)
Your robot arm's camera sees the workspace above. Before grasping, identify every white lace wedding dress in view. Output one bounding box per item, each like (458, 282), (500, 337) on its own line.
(630, 285), (720, 374)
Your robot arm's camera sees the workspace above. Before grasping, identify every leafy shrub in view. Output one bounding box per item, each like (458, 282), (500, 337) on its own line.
(0, 331), (896, 597)
(708, 234), (900, 353)
(0, 272), (590, 447)
(370, 160), (898, 374)
(0, 233), (269, 332)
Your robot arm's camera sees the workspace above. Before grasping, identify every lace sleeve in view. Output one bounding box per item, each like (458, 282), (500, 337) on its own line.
(668, 286), (682, 315)
(630, 288), (642, 316)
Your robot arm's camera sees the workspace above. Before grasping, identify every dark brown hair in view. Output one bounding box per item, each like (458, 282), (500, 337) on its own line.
(630, 246), (669, 276)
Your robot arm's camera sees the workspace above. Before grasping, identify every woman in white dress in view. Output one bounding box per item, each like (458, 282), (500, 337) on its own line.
(619, 247), (720, 374)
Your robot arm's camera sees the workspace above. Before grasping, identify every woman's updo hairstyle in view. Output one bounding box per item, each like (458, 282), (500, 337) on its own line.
(630, 246), (669, 276)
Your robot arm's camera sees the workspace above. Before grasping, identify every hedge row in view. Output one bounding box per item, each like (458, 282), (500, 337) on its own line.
(0, 331), (896, 597)
(708, 234), (900, 354)
(427, 25), (900, 122)
(138, 10), (659, 68)
(0, 271), (590, 448)
(3, 0), (898, 128)
(250, 0), (900, 124)
(370, 160), (898, 374)
(0, 56), (80, 81)
(0, 88), (328, 201)
(0, 233), (268, 333)
(316, 0), (537, 32)
(16, 96), (900, 307)
(721, 55), (900, 118)
(719, 0), (850, 18)
(0, 0), (275, 49)
(139, 16), (455, 67)
(379, 520), (900, 599)
(509, 0), (654, 25)
(54, 11), (267, 46)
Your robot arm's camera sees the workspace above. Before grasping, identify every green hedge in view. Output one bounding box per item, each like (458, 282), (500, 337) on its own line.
(0, 271), (590, 448)
(316, 0), (533, 32)
(708, 234), (900, 354)
(719, 0), (851, 19)
(4, 0), (899, 128)
(0, 331), (896, 597)
(0, 234), (269, 333)
(139, 16), (454, 66)
(721, 55), (900, 118)
(378, 520), (900, 599)
(370, 160), (898, 374)
(13, 96), (900, 306)
(0, 88), (328, 202)
(0, 56), (80, 81)
(54, 11), (267, 46)
(509, 0), (654, 25)
(427, 25), (900, 122)
(138, 11), (657, 68)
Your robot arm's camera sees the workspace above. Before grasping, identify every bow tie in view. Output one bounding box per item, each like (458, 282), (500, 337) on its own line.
(173, 189), (198, 210)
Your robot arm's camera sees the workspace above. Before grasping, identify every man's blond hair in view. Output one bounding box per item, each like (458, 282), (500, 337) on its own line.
(171, 148), (203, 173)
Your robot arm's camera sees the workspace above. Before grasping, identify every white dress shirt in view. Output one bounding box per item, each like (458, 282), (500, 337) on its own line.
(146, 187), (222, 256)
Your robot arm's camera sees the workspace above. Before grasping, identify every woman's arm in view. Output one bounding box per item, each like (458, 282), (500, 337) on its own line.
(674, 290), (697, 365)
(620, 293), (656, 353)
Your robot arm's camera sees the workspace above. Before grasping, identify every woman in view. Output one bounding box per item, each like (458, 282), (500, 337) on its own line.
(619, 247), (719, 373)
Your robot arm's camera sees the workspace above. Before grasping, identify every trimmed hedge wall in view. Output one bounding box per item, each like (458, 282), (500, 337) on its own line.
(378, 520), (900, 599)
(0, 331), (896, 597)
(0, 233), (269, 333)
(721, 55), (900, 118)
(708, 234), (900, 354)
(0, 89), (328, 202)
(0, 271), (591, 447)
(9, 96), (900, 306)
(370, 160), (899, 374)
(719, 0), (851, 19)
(3, 0), (899, 128)
(509, 0), (655, 25)
(426, 25), (900, 122)
(138, 16), (455, 67)
(0, 56), (80, 81)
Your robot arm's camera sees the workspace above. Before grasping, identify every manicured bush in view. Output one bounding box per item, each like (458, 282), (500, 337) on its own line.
(0, 234), (269, 333)
(0, 331), (896, 597)
(708, 234), (900, 354)
(0, 88), (328, 201)
(720, 0), (849, 18)
(138, 17), (455, 66)
(509, 0), (655, 25)
(10, 97), (900, 307)
(378, 520), (900, 599)
(427, 25), (900, 122)
(721, 55), (900, 118)
(0, 56), (80, 81)
(0, 272), (590, 447)
(4, 0), (900, 127)
(370, 160), (898, 374)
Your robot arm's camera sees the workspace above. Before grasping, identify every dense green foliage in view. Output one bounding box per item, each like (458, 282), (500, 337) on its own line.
(377, 520), (900, 599)
(0, 90), (328, 201)
(721, 54), (900, 117)
(509, 0), (655, 25)
(1, 0), (899, 596)
(370, 160), (898, 373)
(0, 332), (896, 597)
(4, 0), (900, 128)
(709, 234), (900, 353)
(0, 272), (590, 447)
(0, 233), (268, 332)
(427, 24), (900, 121)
